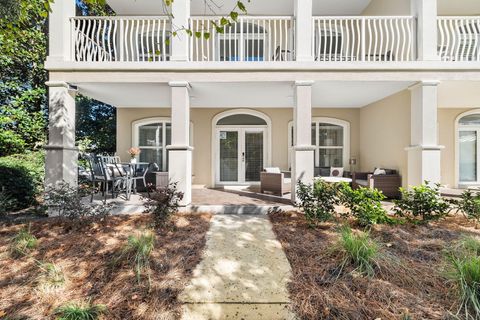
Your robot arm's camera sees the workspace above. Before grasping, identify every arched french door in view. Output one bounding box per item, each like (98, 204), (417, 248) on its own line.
(457, 110), (480, 186)
(212, 110), (272, 185)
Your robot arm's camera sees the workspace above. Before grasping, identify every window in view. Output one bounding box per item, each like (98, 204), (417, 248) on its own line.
(288, 118), (350, 169)
(138, 32), (170, 61)
(457, 111), (480, 185)
(134, 119), (171, 171)
(218, 22), (266, 61)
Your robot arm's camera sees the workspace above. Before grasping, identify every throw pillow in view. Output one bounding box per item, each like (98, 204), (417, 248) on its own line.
(374, 168), (387, 175)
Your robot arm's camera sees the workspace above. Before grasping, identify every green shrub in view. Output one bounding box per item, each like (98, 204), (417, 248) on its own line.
(0, 151), (44, 210)
(0, 189), (16, 216)
(10, 225), (37, 257)
(455, 190), (480, 224)
(115, 231), (155, 285)
(338, 183), (392, 227)
(394, 182), (450, 224)
(54, 302), (107, 320)
(336, 226), (380, 277)
(296, 180), (338, 226)
(144, 182), (184, 227)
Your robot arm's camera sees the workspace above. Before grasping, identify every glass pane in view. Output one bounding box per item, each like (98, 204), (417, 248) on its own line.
(319, 148), (343, 167)
(245, 39), (264, 61)
(140, 148), (163, 170)
(311, 123), (316, 145)
(165, 123), (171, 145)
(220, 39), (240, 61)
(460, 131), (477, 182)
(245, 132), (264, 182)
(318, 123), (343, 147)
(220, 131), (238, 182)
(139, 123), (162, 147)
(460, 114), (480, 126)
(217, 114), (267, 126)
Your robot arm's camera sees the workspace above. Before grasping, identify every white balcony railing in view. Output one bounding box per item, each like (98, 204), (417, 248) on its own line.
(312, 16), (415, 62)
(438, 17), (480, 61)
(189, 16), (295, 62)
(71, 16), (171, 62)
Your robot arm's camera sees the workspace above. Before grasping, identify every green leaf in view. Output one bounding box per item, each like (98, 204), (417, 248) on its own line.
(220, 17), (229, 26)
(194, 31), (202, 38)
(230, 11), (239, 21)
(203, 32), (210, 40)
(237, 1), (247, 13)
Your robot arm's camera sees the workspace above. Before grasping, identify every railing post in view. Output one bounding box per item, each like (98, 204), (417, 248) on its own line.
(240, 18), (244, 61)
(294, 0), (314, 61)
(171, 0), (190, 61)
(119, 19), (125, 62)
(411, 0), (439, 61)
(361, 17), (366, 61)
(47, 0), (76, 63)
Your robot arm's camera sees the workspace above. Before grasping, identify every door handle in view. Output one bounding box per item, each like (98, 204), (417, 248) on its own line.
(242, 152), (245, 162)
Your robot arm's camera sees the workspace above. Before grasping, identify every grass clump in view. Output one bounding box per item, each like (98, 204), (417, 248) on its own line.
(336, 226), (380, 277)
(54, 302), (107, 320)
(116, 231), (155, 285)
(37, 262), (65, 291)
(10, 225), (37, 257)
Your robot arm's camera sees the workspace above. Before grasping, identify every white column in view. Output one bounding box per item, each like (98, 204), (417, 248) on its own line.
(291, 81), (315, 202)
(411, 0), (439, 61)
(167, 81), (192, 206)
(44, 82), (78, 188)
(406, 81), (443, 187)
(170, 0), (190, 61)
(294, 0), (314, 62)
(47, 0), (76, 63)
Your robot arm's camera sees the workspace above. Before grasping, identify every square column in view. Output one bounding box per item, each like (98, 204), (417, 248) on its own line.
(291, 81), (315, 202)
(406, 81), (444, 187)
(47, 0), (76, 63)
(45, 82), (78, 188)
(411, 0), (439, 61)
(170, 0), (190, 61)
(167, 81), (192, 206)
(294, 0), (314, 62)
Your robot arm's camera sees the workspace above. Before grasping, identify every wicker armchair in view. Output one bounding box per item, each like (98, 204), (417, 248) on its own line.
(352, 169), (402, 199)
(260, 168), (291, 196)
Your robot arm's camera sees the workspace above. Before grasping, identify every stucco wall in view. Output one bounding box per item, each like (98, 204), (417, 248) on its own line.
(362, 0), (480, 15)
(359, 90), (411, 188)
(117, 107), (360, 187)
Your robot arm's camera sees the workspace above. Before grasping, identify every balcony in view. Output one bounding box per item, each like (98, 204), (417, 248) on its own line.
(438, 17), (480, 61)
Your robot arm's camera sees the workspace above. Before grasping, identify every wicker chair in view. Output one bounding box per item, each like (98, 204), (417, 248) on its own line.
(352, 169), (402, 199)
(260, 168), (291, 196)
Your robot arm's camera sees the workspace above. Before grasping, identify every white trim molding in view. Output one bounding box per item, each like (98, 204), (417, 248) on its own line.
(454, 108), (480, 188)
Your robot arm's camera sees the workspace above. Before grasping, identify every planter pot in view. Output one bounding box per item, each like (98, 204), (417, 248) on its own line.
(130, 158), (137, 164)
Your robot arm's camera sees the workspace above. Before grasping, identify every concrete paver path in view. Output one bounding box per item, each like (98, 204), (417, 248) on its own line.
(179, 214), (295, 320)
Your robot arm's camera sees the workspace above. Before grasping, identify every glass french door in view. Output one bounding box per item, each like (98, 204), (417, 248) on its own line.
(217, 128), (265, 184)
(459, 129), (479, 184)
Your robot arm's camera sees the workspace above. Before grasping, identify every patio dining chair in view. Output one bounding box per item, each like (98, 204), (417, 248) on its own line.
(129, 162), (154, 198)
(86, 155), (132, 203)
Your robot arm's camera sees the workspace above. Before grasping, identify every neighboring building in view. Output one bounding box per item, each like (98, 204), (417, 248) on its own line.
(45, 0), (480, 205)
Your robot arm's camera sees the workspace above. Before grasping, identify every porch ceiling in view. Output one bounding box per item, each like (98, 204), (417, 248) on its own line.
(106, 0), (372, 16)
(75, 81), (414, 108)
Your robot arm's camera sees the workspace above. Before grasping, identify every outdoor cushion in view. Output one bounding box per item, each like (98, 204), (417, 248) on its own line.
(356, 179), (369, 186)
(374, 168), (387, 175)
(330, 167), (344, 177)
(283, 178), (292, 184)
(265, 167), (281, 174)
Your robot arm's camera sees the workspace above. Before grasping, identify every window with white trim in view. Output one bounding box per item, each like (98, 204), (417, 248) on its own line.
(135, 120), (171, 171)
(288, 118), (349, 168)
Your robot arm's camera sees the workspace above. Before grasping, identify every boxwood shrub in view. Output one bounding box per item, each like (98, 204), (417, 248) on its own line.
(0, 151), (45, 210)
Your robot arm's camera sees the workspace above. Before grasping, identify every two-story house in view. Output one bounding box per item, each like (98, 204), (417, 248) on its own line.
(45, 0), (480, 206)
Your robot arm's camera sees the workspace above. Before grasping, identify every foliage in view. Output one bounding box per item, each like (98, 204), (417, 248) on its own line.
(0, 151), (45, 210)
(54, 302), (107, 320)
(43, 182), (112, 222)
(115, 231), (155, 285)
(445, 236), (480, 320)
(338, 183), (392, 227)
(454, 190), (480, 224)
(144, 182), (184, 227)
(335, 226), (380, 277)
(37, 261), (65, 291)
(0, 188), (16, 216)
(394, 182), (451, 224)
(10, 225), (37, 257)
(296, 180), (338, 226)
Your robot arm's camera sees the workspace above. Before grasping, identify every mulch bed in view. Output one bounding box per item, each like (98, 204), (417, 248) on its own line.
(0, 213), (212, 320)
(269, 211), (478, 320)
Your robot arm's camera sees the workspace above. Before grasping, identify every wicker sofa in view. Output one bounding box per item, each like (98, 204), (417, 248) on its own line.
(260, 168), (291, 196)
(352, 169), (402, 199)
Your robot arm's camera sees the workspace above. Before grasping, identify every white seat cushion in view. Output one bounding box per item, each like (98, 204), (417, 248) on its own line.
(356, 179), (369, 186)
(265, 167), (281, 174)
(374, 168), (387, 175)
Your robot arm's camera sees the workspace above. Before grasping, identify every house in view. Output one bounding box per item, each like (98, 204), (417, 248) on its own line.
(45, 0), (480, 206)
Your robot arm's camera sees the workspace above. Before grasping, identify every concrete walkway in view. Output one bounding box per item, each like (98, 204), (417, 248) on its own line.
(179, 215), (295, 320)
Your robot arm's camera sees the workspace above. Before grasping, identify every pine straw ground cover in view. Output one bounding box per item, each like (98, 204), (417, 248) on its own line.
(269, 211), (480, 320)
(0, 213), (211, 319)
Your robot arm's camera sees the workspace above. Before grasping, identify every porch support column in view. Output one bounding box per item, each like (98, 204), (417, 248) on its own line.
(406, 81), (443, 187)
(167, 81), (192, 206)
(44, 82), (78, 188)
(294, 0), (314, 62)
(47, 0), (76, 63)
(411, 0), (439, 61)
(292, 81), (315, 202)
(170, 0), (190, 61)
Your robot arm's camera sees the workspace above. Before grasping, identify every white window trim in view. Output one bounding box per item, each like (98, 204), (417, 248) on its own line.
(455, 109), (480, 187)
(211, 109), (272, 186)
(132, 117), (193, 172)
(288, 117), (350, 169)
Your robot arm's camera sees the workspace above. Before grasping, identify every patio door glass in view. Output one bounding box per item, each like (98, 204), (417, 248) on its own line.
(217, 128), (265, 184)
(459, 130), (478, 182)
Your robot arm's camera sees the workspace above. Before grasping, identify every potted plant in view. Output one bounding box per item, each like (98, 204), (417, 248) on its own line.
(127, 147), (141, 164)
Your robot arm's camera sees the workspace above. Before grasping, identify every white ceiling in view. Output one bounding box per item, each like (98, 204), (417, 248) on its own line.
(76, 81), (413, 108)
(107, 0), (372, 16)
